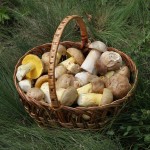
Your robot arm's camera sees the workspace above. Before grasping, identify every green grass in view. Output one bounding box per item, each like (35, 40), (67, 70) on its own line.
(0, 0), (150, 149)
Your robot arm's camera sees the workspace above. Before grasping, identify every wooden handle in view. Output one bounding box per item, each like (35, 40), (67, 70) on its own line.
(48, 15), (88, 108)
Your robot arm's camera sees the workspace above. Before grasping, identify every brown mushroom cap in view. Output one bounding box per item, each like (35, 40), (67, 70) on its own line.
(26, 87), (44, 101)
(57, 44), (67, 55)
(96, 51), (122, 75)
(60, 86), (78, 106)
(116, 66), (130, 79)
(91, 78), (105, 94)
(56, 74), (76, 89)
(67, 48), (85, 65)
(106, 74), (131, 99)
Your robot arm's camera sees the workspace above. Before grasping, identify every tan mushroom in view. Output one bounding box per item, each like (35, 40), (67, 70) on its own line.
(77, 88), (113, 107)
(75, 71), (98, 87)
(77, 78), (105, 95)
(60, 48), (84, 74)
(96, 51), (122, 75)
(42, 44), (67, 72)
(56, 86), (78, 106)
(55, 65), (67, 79)
(81, 41), (107, 74)
(56, 74), (76, 89)
(116, 66), (130, 79)
(106, 73), (131, 99)
(26, 87), (44, 101)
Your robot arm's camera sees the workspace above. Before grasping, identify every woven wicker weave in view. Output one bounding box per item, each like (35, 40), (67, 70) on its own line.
(13, 15), (138, 129)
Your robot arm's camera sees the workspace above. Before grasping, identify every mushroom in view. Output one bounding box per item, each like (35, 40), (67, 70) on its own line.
(105, 71), (115, 78)
(81, 41), (107, 74)
(35, 75), (48, 88)
(55, 65), (67, 79)
(40, 82), (51, 104)
(16, 54), (43, 81)
(26, 87), (44, 101)
(77, 78), (105, 95)
(42, 44), (67, 72)
(56, 86), (78, 106)
(96, 51), (122, 75)
(18, 79), (32, 92)
(60, 48), (84, 74)
(106, 73), (131, 99)
(75, 71), (98, 86)
(56, 74), (76, 89)
(116, 65), (130, 79)
(77, 88), (113, 107)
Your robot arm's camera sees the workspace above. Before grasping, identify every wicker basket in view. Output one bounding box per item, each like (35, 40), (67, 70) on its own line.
(13, 15), (138, 129)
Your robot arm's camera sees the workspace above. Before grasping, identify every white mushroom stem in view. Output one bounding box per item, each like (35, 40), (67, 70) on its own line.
(75, 72), (95, 86)
(40, 82), (51, 104)
(16, 63), (35, 81)
(18, 79), (32, 92)
(81, 50), (101, 73)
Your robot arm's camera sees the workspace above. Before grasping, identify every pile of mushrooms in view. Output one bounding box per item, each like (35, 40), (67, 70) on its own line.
(16, 41), (132, 107)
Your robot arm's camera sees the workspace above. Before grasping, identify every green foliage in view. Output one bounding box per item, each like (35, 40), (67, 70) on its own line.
(0, 0), (150, 149)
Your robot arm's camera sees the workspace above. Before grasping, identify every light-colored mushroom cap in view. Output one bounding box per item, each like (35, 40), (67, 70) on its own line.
(67, 48), (85, 65)
(89, 41), (107, 52)
(55, 65), (67, 79)
(57, 44), (67, 55)
(26, 87), (44, 101)
(56, 74), (76, 89)
(60, 86), (78, 106)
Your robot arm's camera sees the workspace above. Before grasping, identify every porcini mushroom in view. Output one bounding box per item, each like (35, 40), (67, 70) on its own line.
(60, 48), (84, 74)
(18, 79), (32, 92)
(116, 66), (130, 79)
(26, 87), (44, 101)
(75, 71), (97, 86)
(106, 74), (131, 99)
(40, 82), (51, 104)
(42, 44), (67, 72)
(35, 75), (48, 88)
(77, 78), (105, 95)
(81, 41), (107, 73)
(16, 54), (43, 81)
(56, 86), (78, 106)
(55, 65), (67, 79)
(56, 74), (76, 89)
(96, 51), (122, 75)
(77, 88), (113, 107)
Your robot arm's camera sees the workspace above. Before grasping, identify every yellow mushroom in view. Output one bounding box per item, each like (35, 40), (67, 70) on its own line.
(77, 88), (113, 107)
(16, 54), (43, 81)
(35, 75), (48, 88)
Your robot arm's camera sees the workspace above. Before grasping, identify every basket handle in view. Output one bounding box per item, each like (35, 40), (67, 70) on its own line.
(48, 15), (88, 108)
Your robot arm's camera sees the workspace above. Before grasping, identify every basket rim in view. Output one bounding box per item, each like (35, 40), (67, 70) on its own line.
(13, 41), (138, 111)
